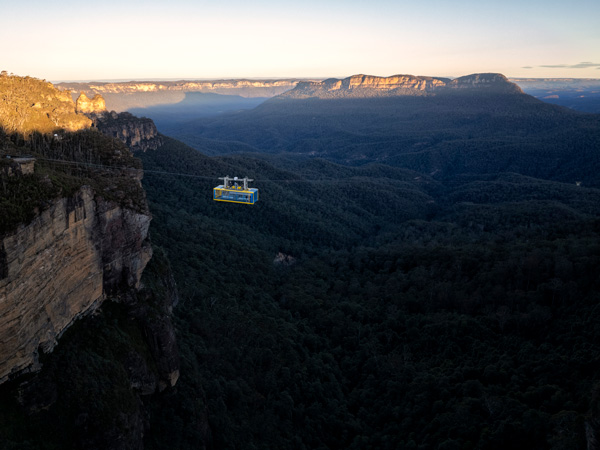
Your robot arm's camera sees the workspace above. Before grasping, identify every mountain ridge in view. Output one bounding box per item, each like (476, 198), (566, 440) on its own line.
(58, 78), (301, 95)
(280, 73), (523, 99)
(166, 73), (600, 186)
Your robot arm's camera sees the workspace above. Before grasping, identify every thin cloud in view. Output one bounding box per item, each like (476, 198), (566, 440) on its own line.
(537, 62), (600, 69)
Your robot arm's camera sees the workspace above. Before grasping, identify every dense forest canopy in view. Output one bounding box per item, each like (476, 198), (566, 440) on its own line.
(134, 136), (600, 449)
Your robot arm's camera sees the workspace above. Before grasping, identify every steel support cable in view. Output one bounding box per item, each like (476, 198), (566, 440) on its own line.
(36, 157), (397, 185)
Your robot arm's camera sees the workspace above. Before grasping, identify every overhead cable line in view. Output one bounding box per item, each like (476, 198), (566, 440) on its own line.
(35, 157), (400, 185)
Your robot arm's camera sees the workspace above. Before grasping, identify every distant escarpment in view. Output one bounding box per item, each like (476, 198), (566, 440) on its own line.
(178, 72), (600, 186)
(281, 73), (523, 99)
(60, 78), (300, 97)
(58, 79), (305, 112)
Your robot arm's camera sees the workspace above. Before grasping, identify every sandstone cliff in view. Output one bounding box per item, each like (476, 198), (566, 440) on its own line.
(0, 73), (181, 449)
(69, 89), (163, 153)
(0, 74), (174, 385)
(0, 183), (152, 383)
(91, 111), (163, 153)
(446, 73), (523, 93)
(11, 248), (181, 450)
(76, 92), (107, 114)
(281, 73), (523, 99)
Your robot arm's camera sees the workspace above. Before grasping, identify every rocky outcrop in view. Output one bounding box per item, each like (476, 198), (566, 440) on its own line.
(273, 252), (296, 266)
(0, 74), (91, 134)
(281, 73), (523, 99)
(91, 111), (163, 152)
(0, 185), (152, 383)
(76, 92), (107, 114)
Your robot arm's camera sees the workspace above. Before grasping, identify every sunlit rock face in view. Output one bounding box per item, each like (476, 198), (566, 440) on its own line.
(0, 74), (91, 134)
(0, 187), (152, 383)
(281, 73), (523, 98)
(87, 79), (299, 94)
(76, 92), (107, 114)
(345, 74), (447, 91)
(284, 74), (448, 98)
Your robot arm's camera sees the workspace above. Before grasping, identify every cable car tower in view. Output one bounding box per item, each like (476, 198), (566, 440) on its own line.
(213, 176), (259, 204)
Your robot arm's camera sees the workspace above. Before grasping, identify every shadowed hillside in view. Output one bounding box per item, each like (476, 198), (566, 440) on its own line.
(164, 73), (600, 187)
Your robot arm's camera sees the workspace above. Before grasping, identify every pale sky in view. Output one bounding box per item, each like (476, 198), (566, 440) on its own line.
(2, 0), (599, 81)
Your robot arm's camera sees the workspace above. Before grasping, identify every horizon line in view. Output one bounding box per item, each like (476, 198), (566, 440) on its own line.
(50, 75), (600, 84)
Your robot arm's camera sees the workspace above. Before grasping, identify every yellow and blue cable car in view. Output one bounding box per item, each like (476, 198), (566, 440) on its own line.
(213, 176), (259, 205)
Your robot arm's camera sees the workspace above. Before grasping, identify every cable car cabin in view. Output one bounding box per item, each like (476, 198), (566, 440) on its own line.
(213, 176), (259, 205)
(213, 185), (259, 204)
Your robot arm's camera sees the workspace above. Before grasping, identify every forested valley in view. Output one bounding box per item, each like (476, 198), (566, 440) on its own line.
(138, 135), (600, 449)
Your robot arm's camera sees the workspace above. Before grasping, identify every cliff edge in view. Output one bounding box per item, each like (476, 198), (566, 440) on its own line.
(0, 74), (181, 449)
(280, 72), (523, 99)
(0, 74), (177, 387)
(0, 186), (152, 382)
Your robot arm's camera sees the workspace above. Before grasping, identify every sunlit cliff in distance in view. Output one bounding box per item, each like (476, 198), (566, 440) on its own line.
(58, 79), (303, 96)
(281, 73), (523, 99)
(56, 78), (309, 112)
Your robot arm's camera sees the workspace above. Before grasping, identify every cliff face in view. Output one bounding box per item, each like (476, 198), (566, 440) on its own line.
(0, 185), (152, 383)
(91, 111), (163, 153)
(0, 73), (181, 449)
(68, 89), (163, 153)
(335, 74), (448, 91)
(282, 73), (523, 99)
